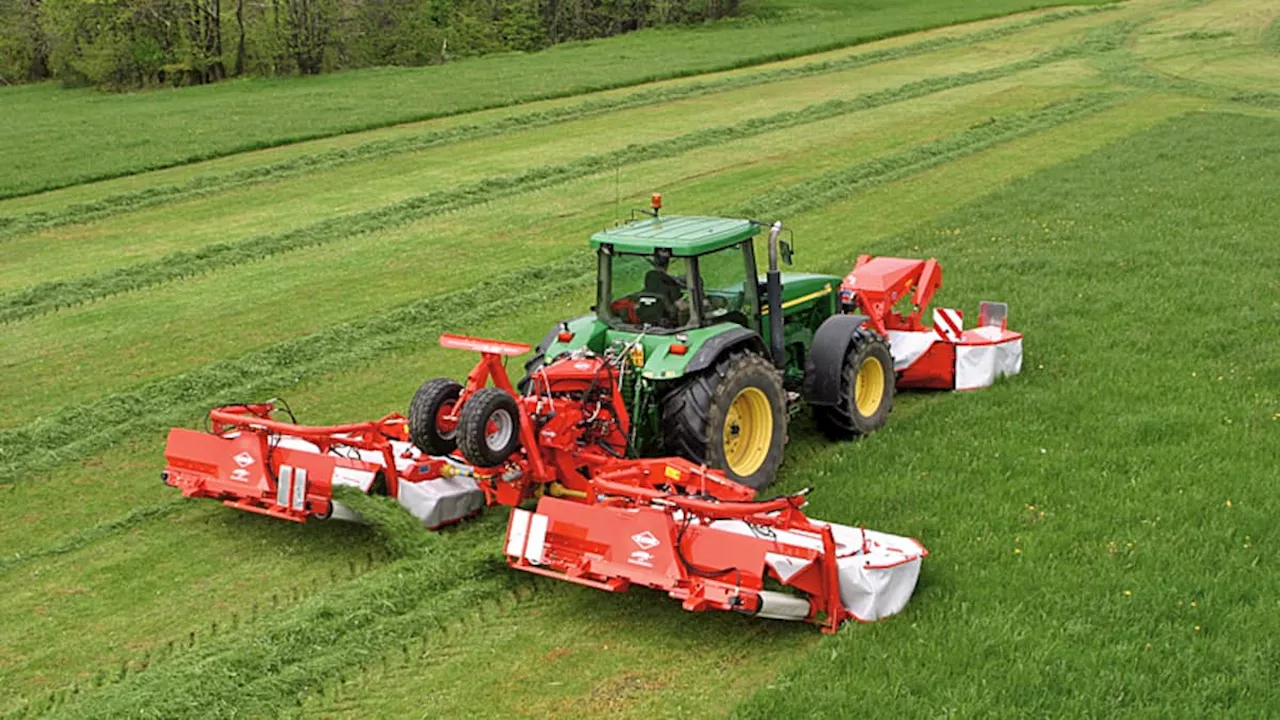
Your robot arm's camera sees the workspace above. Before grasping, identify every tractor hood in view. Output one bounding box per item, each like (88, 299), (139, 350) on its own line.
(541, 273), (839, 381)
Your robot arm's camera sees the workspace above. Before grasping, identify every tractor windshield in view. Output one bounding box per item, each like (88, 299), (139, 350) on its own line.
(598, 242), (756, 332)
(602, 252), (696, 331)
(695, 243), (753, 327)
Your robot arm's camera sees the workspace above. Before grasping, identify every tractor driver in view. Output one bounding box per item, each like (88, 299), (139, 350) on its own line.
(635, 252), (689, 328)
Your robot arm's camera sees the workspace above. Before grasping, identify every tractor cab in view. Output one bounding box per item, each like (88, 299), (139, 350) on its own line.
(590, 211), (764, 334)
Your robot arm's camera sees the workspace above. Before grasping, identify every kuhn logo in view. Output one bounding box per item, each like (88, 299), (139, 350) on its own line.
(233, 452), (255, 468)
(230, 468), (252, 483)
(628, 551), (654, 568)
(631, 531), (660, 550)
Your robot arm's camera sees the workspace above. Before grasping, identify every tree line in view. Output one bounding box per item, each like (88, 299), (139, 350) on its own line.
(0, 0), (742, 88)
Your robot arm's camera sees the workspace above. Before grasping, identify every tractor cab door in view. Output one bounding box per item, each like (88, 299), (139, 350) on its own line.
(689, 240), (759, 331)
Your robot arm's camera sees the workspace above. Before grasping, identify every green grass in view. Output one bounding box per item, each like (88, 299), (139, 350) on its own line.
(0, 86), (1135, 483)
(735, 110), (1280, 716)
(3, 0), (1279, 716)
(0, 5), (1112, 240)
(0, 0), (1113, 199)
(0, 57), (1115, 435)
(0, 45), (1092, 324)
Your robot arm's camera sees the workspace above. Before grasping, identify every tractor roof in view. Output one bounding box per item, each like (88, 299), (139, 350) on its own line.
(590, 215), (758, 256)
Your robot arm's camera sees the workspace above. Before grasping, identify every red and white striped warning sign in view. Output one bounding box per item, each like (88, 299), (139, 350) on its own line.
(933, 308), (964, 342)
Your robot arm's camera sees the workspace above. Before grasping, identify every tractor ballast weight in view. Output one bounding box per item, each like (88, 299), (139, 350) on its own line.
(164, 335), (928, 632)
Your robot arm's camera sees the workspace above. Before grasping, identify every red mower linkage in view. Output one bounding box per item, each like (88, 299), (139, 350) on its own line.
(164, 333), (928, 632)
(839, 255), (1023, 390)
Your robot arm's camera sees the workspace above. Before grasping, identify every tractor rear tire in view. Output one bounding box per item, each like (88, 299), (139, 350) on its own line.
(661, 352), (786, 490)
(813, 329), (894, 439)
(408, 378), (463, 455)
(457, 387), (523, 467)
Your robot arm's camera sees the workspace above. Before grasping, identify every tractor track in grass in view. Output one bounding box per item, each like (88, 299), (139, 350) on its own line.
(0, 35), (1125, 327)
(0, 91), (1126, 488)
(0, 6), (1113, 243)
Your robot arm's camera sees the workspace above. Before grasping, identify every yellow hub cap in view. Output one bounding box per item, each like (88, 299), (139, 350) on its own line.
(855, 356), (886, 417)
(722, 387), (773, 477)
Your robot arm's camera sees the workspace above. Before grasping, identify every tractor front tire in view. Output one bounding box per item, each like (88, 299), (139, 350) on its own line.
(814, 329), (894, 439)
(662, 352), (786, 490)
(457, 387), (523, 467)
(408, 378), (463, 455)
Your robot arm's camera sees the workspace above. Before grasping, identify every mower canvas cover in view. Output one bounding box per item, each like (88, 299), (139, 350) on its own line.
(889, 303), (1023, 390)
(839, 256), (1023, 391)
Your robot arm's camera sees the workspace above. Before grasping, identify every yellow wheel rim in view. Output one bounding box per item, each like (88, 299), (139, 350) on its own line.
(855, 356), (886, 417)
(722, 387), (773, 477)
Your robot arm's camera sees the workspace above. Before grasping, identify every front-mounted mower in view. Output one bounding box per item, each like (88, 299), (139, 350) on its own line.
(161, 197), (1022, 632)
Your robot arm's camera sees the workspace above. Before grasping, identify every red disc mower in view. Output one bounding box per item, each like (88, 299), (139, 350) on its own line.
(164, 333), (930, 632)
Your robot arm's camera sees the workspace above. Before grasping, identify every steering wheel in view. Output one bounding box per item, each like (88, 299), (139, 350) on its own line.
(705, 293), (730, 311)
(632, 292), (677, 327)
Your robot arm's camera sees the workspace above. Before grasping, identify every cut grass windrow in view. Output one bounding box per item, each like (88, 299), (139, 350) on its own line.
(0, 6), (1112, 241)
(19, 513), (528, 720)
(0, 90), (1124, 487)
(1095, 36), (1280, 109)
(0, 39), (1116, 327)
(0, 257), (594, 487)
(0, 2), (1122, 202)
(733, 91), (1129, 220)
(0, 499), (186, 575)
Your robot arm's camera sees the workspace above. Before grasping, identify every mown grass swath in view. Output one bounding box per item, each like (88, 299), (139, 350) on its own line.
(0, 36), (1125, 327)
(22, 514), (522, 719)
(0, 5), (1114, 241)
(0, 499), (187, 575)
(0, 0), (1115, 200)
(732, 92), (1128, 220)
(1096, 41), (1280, 109)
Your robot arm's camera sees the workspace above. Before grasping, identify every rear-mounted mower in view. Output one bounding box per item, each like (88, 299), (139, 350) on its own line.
(163, 200), (1023, 631)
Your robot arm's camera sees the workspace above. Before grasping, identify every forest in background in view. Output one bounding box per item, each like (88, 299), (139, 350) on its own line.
(0, 0), (743, 88)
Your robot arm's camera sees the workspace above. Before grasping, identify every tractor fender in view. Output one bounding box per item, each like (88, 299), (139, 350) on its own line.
(685, 327), (768, 375)
(804, 314), (872, 407)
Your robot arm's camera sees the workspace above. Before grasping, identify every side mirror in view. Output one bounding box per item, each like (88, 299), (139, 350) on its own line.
(780, 240), (794, 266)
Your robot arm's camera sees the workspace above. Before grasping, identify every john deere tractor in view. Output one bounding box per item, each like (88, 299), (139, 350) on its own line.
(504, 197), (894, 490)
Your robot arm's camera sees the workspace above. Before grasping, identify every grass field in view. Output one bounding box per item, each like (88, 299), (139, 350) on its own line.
(2, 0), (1278, 716)
(0, 0), (1114, 200)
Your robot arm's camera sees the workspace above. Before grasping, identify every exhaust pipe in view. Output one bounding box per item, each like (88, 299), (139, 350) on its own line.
(765, 221), (786, 369)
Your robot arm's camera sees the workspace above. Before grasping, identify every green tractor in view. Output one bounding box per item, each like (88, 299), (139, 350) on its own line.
(513, 197), (894, 490)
